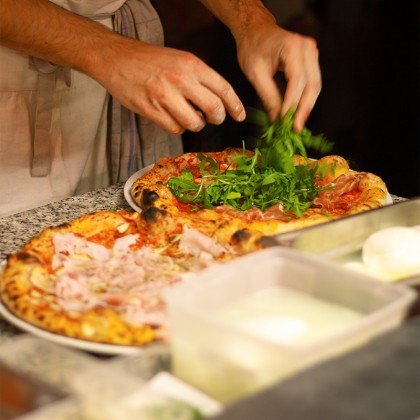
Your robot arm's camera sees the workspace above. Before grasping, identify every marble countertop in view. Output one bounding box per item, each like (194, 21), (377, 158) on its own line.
(0, 184), (131, 261)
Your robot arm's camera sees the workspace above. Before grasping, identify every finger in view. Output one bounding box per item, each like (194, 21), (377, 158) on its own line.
(257, 77), (283, 123)
(246, 60), (283, 122)
(145, 87), (208, 133)
(199, 71), (246, 123)
(284, 37), (321, 130)
(170, 103), (207, 132)
(186, 85), (227, 126)
(294, 43), (321, 131)
(293, 75), (321, 131)
(281, 49), (307, 117)
(281, 73), (306, 120)
(145, 99), (187, 134)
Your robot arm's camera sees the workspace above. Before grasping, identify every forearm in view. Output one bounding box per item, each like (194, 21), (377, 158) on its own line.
(199, 0), (277, 40)
(0, 0), (125, 80)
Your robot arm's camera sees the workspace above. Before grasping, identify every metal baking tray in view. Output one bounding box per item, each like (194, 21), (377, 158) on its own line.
(261, 197), (420, 285)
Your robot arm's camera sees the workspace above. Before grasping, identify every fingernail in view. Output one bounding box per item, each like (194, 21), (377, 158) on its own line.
(293, 121), (302, 132)
(238, 110), (246, 121)
(191, 121), (206, 132)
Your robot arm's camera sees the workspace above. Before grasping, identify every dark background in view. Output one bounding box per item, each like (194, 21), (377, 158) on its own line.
(152, 0), (420, 198)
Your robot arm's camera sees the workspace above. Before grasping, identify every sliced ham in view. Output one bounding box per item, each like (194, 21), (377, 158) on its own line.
(179, 227), (227, 257)
(55, 271), (101, 313)
(52, 232), (110, 267)
(51, 231), (222, 324)
(214, 202), (285, 221)
(112, 234), (139, 256)
(124, 295), (167, 327)
(260, 203), (286, 220)
(314, 173), (362, 212)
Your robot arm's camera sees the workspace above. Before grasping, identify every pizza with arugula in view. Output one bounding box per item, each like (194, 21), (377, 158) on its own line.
(130, 149), (389, 251)
(130, 110), (390, 252)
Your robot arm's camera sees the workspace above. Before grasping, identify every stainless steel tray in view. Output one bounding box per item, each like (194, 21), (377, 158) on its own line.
(261, 197), (420, 285)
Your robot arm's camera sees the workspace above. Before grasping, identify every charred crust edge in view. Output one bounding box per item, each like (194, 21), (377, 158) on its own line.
(141, 189), (160, 207)
(142, 207), (167, 223)
(230, 229), (252, 244)
(15, 252), (41, 263)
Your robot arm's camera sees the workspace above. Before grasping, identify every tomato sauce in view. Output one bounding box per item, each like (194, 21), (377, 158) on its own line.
(341, 189), (361, 202)
(87, 231), (118, 248)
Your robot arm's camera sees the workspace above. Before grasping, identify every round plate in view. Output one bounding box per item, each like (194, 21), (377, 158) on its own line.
(124, 164), (154, 213)
(0, 301), (155, 355)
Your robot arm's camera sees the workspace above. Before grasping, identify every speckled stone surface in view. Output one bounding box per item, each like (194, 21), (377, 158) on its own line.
(0, 183), (132, 260)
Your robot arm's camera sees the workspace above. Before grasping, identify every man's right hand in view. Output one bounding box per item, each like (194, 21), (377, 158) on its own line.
(0, 0), (246, 134)
(95, 40), (246, 134)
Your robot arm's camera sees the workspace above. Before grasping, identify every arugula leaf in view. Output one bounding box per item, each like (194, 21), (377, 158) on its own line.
(250, 108), (333, 174)
(166, 150), (322, 217)
(166, 170), (204, 203)
(166, 109), (334, 217)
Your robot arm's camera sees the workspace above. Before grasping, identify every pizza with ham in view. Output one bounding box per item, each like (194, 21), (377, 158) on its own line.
(1, 210), (236, 346)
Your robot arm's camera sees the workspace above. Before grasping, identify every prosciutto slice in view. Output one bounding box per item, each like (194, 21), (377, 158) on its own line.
(51, 228), (221, 324)
(215, 202), (285, 221)
(313, 173), (362, 212)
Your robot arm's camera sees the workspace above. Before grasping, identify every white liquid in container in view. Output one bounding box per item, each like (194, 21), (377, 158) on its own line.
(211, 286), (363, 346)
(172, 285), (364, 404)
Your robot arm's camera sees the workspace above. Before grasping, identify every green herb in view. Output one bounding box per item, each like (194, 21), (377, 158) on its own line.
(167, 150), (322, 217)
(166, 109), (334, 217)
(248, 107), (333, 174)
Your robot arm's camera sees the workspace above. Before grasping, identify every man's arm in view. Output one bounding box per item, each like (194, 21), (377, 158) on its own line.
(0, 0), (245, 134)
(200, 0), (321, 130)
(199, 0), (276, 38)
(0, 0), (117, 78)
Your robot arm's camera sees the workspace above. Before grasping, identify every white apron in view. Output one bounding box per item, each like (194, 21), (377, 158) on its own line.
(0, 0), (182, 217)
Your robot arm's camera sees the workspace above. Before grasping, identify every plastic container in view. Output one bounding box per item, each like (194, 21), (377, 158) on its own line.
(165, 247), (416, 404)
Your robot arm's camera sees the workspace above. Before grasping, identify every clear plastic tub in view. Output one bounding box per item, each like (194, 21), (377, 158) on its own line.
(165, 247), (416, 404)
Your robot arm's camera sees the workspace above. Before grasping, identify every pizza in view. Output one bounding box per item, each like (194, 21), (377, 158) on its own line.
(0, 147), (390, 347)
(0, 210), (237, 346)
(130, 147), (390, 253)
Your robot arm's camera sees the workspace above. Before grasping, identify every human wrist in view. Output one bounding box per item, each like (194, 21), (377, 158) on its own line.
(231, 2), (277, 42)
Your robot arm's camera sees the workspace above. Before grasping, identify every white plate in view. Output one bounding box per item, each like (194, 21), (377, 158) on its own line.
(124, 164), (154, 213)
(0, 300), (166, 356)
(0, 261), (165, 356)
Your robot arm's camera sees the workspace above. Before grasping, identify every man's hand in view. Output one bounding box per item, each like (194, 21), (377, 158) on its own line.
(0, 0), (245, 134)
(236, 22), (321, 132)
(200, 0), (322, 131)
(95, 40), (246, 134)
